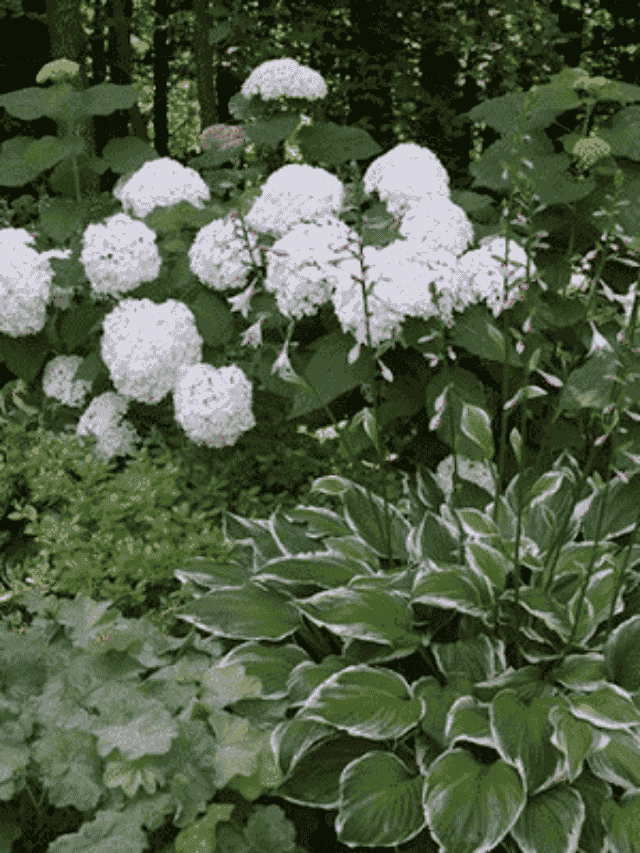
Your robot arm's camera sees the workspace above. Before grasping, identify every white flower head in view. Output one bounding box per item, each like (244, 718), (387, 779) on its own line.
(397, 194), (475, 257)
(330, 245), (406, 349)
(369, 241), (457, 323)
(189, 214), (262, 290)
(100, 298), (203, 404)
(241, 58), (327, 101)
(243, 164), (345, 239)
(113, 157), (211, 220)
(80, 212), (162, 300)
(0, 227), (72, 337)
(363, 143), (450, 214)
(454, 235), (541, 318)
(75, 391), (141, 464)
(264, 216), (356, 319)
(173, 362), (256, 448)
(42, 354), (92, 408)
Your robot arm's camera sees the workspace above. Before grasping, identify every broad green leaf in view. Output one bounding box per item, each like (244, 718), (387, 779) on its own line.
(336, 751), (427, 847)
(424, 749), (526, 853)
(296, 587), (420, 648)
(510, 785), (585, 853)
(274, 730), (388, 808)
(604, 614), (640, 692)
(412, 564), (495, 625)
(296, 664), (424, 740)
(491, 690), (566, 795)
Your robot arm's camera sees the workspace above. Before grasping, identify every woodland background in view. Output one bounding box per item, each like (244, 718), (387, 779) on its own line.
(0, 0), (639, 214)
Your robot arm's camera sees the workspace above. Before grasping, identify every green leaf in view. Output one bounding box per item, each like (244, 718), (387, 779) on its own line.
(287, 331), (374, 420)
(460, 403), (494, 461)
(424, 750), (525, 853)
(190, 290), (235, 347)
(174, 803), (236, 853)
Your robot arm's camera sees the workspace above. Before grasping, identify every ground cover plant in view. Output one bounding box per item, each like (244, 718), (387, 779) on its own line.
(2, 54), (640, 853)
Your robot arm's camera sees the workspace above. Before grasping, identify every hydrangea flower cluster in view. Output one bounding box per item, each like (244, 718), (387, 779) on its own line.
(263, 216), (357, 320)
(113, 157), (211, 220)
(42, 354), (92, 409)
(242, 163), (345, 239)
(173, 363), (256, 448)
(188, 215), (263, 291)
(75, 391), (142, 463)
(80, 212), (162, 300)
(100, 298), (203, 404)
(241, 57), (327, 101)
(0, 229), (71, 337)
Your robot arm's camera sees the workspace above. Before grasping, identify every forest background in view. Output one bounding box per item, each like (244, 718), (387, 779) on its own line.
(0, 0), (639, 219)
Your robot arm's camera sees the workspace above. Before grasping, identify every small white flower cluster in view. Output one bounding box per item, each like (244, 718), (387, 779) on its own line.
(80, 212), (162, 300)
(100, 297), (204, 404)
(75, 391), (142, 463)
(242, 163), (345, 239)
(0, 229), (72, 337)
(241, 58), (327, 101)
(173, 363), (256, 448)
(42, 354), (92, 409)
(263, 216), (357, 320)
(113, 157), (211, 220)
(188, 215), (262, 291)
(363, 142), (451, 214)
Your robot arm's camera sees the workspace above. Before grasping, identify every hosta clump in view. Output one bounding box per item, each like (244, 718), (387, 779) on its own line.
(166, 447), (640, 853)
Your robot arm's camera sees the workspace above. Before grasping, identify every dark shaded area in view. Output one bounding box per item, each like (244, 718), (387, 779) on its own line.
(0, 2), (58, 213)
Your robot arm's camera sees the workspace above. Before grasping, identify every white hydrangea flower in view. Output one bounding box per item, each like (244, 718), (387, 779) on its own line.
(367, 241), (457, 323)
(173, 362), (256, 448)
(80, 212), (162, 300)
(397, 195), (475, 257)
(363, 143), (450, 215)
(189, 214), (262, 290)
(100, 298), (203, 404)
(243, 164), (345, 239)
(455, 236), (540, 318)
(330, 245), (407, 349)
(113, 156), (211, 220)
(42, 354), (92, 408)
(0, 228), (72, 337)
(75, 391), (141, 464)
(264, 216), (357, 319)
(241, 58), (327, 101)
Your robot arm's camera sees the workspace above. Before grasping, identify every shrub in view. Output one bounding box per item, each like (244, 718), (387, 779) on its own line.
(0, 405), (241, 629)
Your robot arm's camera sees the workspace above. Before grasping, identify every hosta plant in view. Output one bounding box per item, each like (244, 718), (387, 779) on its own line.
(166, 443), (640, 853)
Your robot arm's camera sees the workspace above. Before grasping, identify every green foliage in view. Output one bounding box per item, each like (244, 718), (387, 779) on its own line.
(0, 407), (241, 623)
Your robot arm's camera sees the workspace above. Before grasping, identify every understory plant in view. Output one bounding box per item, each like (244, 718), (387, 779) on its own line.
(3, 57), (640, 853)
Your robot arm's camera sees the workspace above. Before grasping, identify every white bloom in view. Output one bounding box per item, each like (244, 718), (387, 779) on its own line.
(367, 241), (457, 323)
(455, 236), (539, 318)
(80, 212), (162, 300)
(363, 143), (450, 215)
(42, 355), (92, 408)
(173, 363), (256, 448)
(241, 58), (327, 101)
(330, 245), (407, 349)
(243, 164), (345, 239)
(264, 216), (357, 319)
(75, 391), (141, 464)
(396, 195), (475, 257)
(189, 214), (262, 290)
(0, 228), (71, 337)
(113, 157), (211, 220)
(100, 298), (203, 404)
